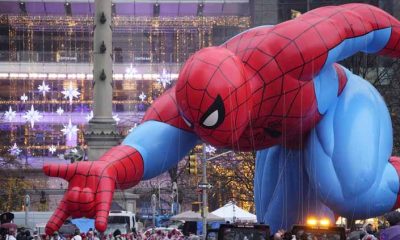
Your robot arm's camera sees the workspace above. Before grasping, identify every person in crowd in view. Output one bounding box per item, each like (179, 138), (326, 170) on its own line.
(80, 233), (87, 240)
(25, 230), (33, 240)
(361, 222), (378, 240)
(51, 232), (63, 240)
(5, 228), (17, 240)
(32, 231), (41, 240)
(112, 230), (122, 240)
(379, 211), (400, 240)
(72, 230), (81, 240)
(16, 228), (25, 240)
(92, 232), (99, 240)
(273, 229), (286, 240)
(86, 230), (93, 240)
(130, 229), (137, 240)
(187, 233), (199, 240)
(281, 232), (293, 240)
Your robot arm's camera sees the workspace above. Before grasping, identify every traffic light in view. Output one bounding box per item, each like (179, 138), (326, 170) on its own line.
(188, 154), (198, 175)
(40, 190), (46, 204)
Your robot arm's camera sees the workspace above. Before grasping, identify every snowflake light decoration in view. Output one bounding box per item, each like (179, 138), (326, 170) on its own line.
(20, 94), (28, 103)
(56, 107), (64, 115)
(23, 105), (43, 128)
(125, 63), (138, 77)
(62, 82), (80, 105)
(86, 111), (93, 122)
(61, 119), (79, 141)
(205, 145), (217, 154)
(139, 92), (147, 102)
(9, 143), (22, 156)
(113, 114), (120, 123)
(38, 81), (50, 96)
(4, 106), (16, 121)
(157, 68), (172, 88)
(48, 145), (57, 154)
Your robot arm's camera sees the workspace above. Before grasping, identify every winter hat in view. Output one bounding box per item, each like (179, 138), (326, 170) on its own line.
(113, 229), (121, 238)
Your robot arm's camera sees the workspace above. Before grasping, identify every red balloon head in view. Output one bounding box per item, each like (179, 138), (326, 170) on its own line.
(176, 47), (252, 147)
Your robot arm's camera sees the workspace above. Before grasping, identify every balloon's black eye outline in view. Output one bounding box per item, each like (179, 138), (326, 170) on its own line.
(200, 95), (225, 129)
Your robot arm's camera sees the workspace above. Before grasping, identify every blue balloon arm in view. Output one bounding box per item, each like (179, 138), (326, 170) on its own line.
(122, 120), (198, 180)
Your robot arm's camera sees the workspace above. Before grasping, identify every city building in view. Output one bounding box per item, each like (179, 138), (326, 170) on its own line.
(0, 0), (252, 214)
(0, 0), (394, 216)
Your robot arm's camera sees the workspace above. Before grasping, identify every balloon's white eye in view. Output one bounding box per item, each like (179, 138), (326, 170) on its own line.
(202, 110), (219, 127)
(200, 95), (225, 129)
(181, 115), (193, 128)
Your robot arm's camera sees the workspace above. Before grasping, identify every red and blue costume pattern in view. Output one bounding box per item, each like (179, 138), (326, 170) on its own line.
(44, 4), (400, 234)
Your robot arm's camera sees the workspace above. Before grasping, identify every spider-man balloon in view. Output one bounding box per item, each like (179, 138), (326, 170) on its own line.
(44, 3), (400, 234)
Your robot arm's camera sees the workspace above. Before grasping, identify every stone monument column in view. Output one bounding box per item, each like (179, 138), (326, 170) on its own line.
(85, 0), (120, 160)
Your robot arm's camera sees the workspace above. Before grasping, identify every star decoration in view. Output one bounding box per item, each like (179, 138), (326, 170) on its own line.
(62, 82), (80, 105)
(113, 114), (120, 123)
(139, 92), (147, 102)
(9, 143), (22, 156)
(23, 105), (43, 128)
(48, 145), (57, 154)
(4, 106), (16, 121)
(86, 111), (93, 122)
(205, 145), (217, 154)
(125, 63), (137, 77)
(38, 81), (50, 96)
(157, 68), (172, 88)
(56, 107), (64, 115)
(61, 119), (79, 141)
(20, 94), (28, 103)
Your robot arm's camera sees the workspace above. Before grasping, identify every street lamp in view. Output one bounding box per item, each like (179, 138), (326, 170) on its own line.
(24, 194), (30, 227)
(200, 147), (233, 240)
(172, 182), (179, 214)
(151, 194), (157, 228)
(157, 180), (170, 214)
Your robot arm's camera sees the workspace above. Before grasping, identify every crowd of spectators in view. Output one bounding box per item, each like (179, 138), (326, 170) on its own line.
(3, 210), (400, 240)
(271, 211), (400, 240)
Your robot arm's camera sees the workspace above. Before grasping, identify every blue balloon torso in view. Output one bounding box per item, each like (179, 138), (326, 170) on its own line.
(255, 65), (398, 232)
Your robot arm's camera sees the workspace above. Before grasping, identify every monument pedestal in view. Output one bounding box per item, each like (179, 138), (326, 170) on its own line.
(85, 117), (121, 160)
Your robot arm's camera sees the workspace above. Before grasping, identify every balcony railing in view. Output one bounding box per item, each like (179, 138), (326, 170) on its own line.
(0, 50), (195, 64)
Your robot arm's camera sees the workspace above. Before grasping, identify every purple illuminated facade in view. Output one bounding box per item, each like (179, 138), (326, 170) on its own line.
(0, 1), (251, 167)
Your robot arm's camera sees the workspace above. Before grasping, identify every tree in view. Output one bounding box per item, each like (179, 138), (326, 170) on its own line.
(0, 145), (21, 169)
(0, 177), (32, 212)
(207, 152), (255, 212)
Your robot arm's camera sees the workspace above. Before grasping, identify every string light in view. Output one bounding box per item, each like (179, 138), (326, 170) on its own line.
(1, 14), (250, 159)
